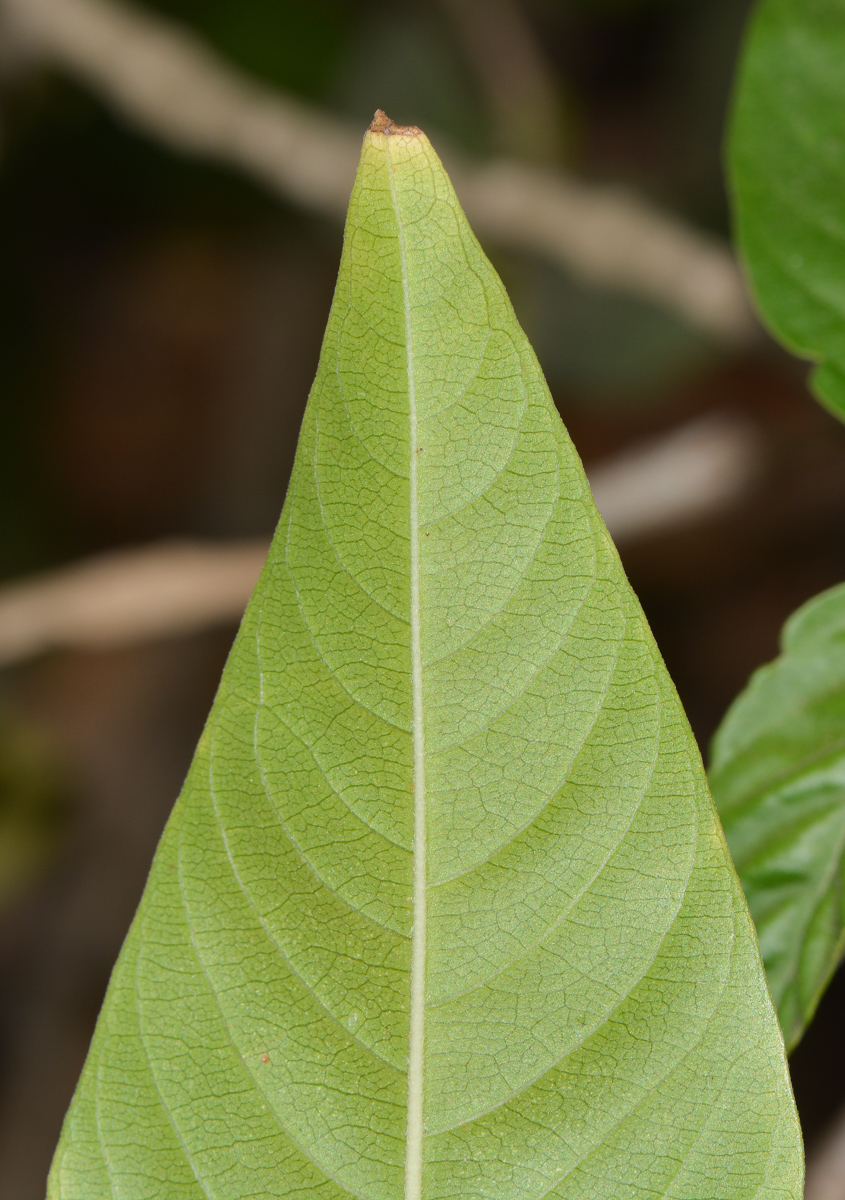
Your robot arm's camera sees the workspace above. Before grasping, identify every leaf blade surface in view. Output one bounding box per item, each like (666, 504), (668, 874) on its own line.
(50, 116), (802, 1200)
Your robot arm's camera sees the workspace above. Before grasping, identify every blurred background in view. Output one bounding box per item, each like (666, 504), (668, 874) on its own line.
(0, 1), (843, 1196)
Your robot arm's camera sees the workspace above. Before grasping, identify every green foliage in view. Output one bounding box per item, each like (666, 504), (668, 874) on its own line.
(0, 720), (65, 909)
(719, 0), (845, 1050)
(141, 0), (357, 100)
(509, 257), (714, 406)
(49, 119), (802, 1198)
(710, 584), (845, 1050)
(730, 0), (845, 421)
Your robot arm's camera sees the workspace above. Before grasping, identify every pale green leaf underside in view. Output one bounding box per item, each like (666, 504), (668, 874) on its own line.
(711, 582), (845, 1051)
(729, 0), (845, 421)
(49, 122), (801, 1199)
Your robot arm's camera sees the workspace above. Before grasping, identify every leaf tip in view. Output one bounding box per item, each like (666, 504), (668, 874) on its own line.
(367, 109), (423, 138)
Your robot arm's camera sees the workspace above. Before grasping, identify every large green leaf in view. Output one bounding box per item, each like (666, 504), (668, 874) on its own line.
(49, 113), (802, 1200)
(710, 583), (845, 1050)
(729, 0), (845, 420)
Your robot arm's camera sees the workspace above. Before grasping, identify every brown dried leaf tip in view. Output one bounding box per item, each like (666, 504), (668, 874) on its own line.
(368, 109), (422, 137)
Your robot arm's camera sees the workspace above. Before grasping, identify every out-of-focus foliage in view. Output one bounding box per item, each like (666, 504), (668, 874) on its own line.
(556, 0), (673, 12)
(711, 584), (845, 1051)
(508, 257), (714, 404)
(141, 0), (358, 98)
(730, 0), (845, 423)
(0, 720), (65, 910)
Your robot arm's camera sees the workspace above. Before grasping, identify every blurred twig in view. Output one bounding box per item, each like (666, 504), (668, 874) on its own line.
(438, 0), (567, 162)
(806, 1108), (845, 1200)
(589, 413), (760, 541)
(0, 0), (756, 345)
(0, 418), (762, 667)
(0, 540), (268, 666)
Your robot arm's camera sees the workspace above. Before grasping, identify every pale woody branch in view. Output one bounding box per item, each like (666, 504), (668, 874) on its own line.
(588, 414), (760, 542)
(0, 0), (756, 345)
(0, 540), (269, 667)
(804, 1105), (845, 1200)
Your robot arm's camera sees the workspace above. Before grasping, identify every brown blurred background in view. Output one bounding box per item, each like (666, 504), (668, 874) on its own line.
(0, 1), (844, 1197)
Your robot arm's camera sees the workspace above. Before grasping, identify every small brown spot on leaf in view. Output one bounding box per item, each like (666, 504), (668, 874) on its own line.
(368, 109), (422, 137)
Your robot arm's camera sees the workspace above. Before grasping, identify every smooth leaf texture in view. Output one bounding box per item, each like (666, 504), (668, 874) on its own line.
(49, 114), (802, 1200)
(710, 582), (845, 1050)
(730, 0), (845, 420)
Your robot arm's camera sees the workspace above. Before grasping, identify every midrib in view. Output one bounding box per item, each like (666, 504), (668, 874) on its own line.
(385, 141), (427, 1200)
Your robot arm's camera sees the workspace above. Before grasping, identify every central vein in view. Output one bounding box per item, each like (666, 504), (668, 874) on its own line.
(386, 138), (427, 1200)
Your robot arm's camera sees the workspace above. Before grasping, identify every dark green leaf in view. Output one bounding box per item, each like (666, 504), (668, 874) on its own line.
(710, 582), (845, 1049)
(730, 0), (845, 420)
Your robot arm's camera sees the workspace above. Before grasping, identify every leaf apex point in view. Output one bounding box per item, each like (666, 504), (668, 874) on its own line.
(367, 108), (423, 138)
